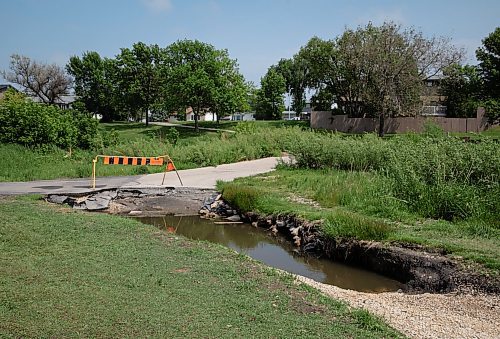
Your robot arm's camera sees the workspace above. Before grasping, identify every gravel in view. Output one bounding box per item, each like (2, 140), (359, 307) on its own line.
(295, 275), (500, 339)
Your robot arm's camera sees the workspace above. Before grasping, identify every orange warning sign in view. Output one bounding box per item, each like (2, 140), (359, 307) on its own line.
(91, 154), (183, 189)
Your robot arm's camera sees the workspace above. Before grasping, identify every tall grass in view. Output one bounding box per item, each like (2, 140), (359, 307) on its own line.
(286, 132), (499, 223)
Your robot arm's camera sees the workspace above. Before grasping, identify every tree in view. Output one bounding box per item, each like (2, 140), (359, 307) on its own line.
(300, 23), (463, 136)
(476, 27), (500, 123)
(276, 57), (308, 115)
(2, 54), (72, 105)
(163, 39), (244, 132)
(440, 64), (481, 117)
(255, 67), (286, 120)
(476, 27), (500, 99)
(116, 42), (163, 126)
(67, 51), (122, 122)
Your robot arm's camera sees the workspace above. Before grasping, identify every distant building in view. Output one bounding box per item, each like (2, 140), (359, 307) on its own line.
(282, 102), (312, 120)
(30, 94), (76, 110)
(230, 112), (255, 121)
(420, 75), (447, 116)
(0, 84), (18, 100)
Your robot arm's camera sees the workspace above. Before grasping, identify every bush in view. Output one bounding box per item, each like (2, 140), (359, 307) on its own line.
(0, 90), (98, 150)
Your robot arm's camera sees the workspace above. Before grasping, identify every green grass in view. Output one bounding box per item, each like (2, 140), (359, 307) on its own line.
(0, 196), (400, 338)
(0, 122), (307, 182)
(218, 168), (500, 272)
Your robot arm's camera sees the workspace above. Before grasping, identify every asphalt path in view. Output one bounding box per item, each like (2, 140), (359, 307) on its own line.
(0, 156), (288, 195)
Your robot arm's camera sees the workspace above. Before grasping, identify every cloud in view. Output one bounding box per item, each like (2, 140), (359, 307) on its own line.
(142, 0), (172, 13)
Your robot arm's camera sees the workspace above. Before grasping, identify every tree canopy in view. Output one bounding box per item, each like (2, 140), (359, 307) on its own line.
(3, 54), (72, 105)
(67, 51), (121, 122)
(287, 22), (463, 135)
(255, 67), (286, 120)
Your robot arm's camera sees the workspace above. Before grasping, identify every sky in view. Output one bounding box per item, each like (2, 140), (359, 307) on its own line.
(1, 0), (499, 85)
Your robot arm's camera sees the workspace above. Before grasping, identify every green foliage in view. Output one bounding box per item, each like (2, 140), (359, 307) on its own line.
(441, 64), (482, 118)
(0, 90), (98, 150)
(255, 67), (286, 120)
(476, 27), (500, 99)
(286, 132), (499, 222)
(422, 120), (445, 137)
(482, 98), (500, 124)
(221, 183), (262, 212)
(323, 210), (391, 240)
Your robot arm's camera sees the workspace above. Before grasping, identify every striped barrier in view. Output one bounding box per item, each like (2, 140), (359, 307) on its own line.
(92, 155), (183, 189)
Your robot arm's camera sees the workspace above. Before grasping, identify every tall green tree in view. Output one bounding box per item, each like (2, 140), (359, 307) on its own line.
(67, 51), (121, 122)
(255, 67), (286, 120)
(116, 42), (163, 126)
(299, 23), (463, 136)
(476, 27), (500, 123)
(163, 39), (245, 132)
(440, 64), (481, 117)
(276, 58), (307, 115)
(476, 27), (500, 99)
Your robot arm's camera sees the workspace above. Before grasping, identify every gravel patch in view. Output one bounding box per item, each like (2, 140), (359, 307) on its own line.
(296, 275), (500, 339)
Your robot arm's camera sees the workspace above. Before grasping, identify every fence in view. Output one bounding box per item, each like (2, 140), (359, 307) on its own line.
(311, 108), (492, 134)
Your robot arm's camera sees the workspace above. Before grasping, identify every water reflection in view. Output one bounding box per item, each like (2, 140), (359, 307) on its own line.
(137, 215), (403, 293)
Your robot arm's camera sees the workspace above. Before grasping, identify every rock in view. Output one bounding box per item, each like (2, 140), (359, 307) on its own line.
(47, 195), (68, 204)
(276, 220), (286, 228)
(290, 227), (300, 236)
(128, 210), (142, 216)
(84, 197), (110, 210)
(226, 215), (241, 222)
(251, 222), (258, 228)
(199, 208), (209, 215)
(210, 202), (219, 209)
(293, 235), (301, 247)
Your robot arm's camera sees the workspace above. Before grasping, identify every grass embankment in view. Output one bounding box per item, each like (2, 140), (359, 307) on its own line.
(0, 122), (307, 182)
(0, 196), (399, 338)
(218, 132), (499, 273)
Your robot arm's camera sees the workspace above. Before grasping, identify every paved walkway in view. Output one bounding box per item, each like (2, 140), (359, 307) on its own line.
(0, 157), (288, 195)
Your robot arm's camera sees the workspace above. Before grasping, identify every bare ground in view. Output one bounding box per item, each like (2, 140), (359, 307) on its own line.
(296, 275), (500, 339)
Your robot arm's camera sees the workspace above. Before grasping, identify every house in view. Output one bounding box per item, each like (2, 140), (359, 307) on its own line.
(420, 75), (447, 116)
(30, 94), (76, 110)
(230, 112), (255, 121)
(185, 107), (218, 121)
(0, 84), (18, 100)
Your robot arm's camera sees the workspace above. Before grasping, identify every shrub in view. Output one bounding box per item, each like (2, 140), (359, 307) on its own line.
(0, 90), (98, 150)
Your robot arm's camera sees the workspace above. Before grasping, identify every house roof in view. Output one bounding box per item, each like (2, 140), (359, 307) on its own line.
(0, 84), (17, 92)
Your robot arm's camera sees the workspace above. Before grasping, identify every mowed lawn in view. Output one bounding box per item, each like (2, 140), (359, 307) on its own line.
(0, 196), (400, 338)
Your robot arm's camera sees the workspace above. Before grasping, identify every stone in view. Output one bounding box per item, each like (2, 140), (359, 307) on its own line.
(290, 227), (300, 236)
(47, 195), (68, 204)
(276, 220), (286, 228)
(128, 210), (142, 216)
(84, 197), (110, 210)
(226, 215), (241, 222)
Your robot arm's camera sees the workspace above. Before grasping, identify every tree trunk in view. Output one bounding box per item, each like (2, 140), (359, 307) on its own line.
(378, 112), (385, 137)
(145, 105), (149, 127)
(195, 104), (200, 133)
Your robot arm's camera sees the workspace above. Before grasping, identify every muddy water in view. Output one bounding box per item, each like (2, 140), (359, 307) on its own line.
(137, 215), (403, 293)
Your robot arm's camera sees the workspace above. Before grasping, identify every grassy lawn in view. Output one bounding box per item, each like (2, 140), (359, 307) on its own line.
(218, 168), (500, 273)
(0, 196), (400, 338)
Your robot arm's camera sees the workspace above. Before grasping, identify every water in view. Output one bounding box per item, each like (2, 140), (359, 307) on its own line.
(137, 215), (404, 293)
